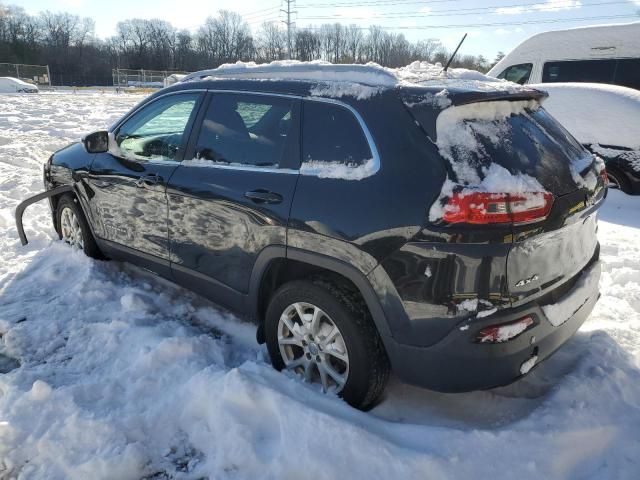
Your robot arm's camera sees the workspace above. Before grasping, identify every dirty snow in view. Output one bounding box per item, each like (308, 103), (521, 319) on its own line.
(1, 92), (640, 479)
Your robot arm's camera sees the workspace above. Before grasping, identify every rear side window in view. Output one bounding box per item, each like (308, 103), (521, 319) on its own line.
(193, 93), (296, 168)
(542, 59), (616, 84)
(302, 101), (372, 167)
(497, 63), (532, 84)
(614, 58), (640, 90)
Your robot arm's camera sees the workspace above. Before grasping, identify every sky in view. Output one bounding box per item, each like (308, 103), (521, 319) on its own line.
(15, 0), (640, 59)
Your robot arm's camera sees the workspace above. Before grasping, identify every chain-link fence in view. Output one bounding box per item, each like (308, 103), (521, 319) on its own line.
(0, 63), (50, 86)
(112, 69), (189, 88)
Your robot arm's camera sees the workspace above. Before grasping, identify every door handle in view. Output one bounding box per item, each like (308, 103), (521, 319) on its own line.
(244, 189), (283, 204)
(136, 174), (163, 188)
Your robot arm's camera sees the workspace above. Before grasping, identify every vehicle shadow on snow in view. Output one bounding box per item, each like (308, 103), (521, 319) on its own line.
(372, 333), (591, 429)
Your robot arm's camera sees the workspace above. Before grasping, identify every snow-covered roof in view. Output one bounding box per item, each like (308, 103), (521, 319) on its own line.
(182, 60), (525, 95)
(535, 82), (640, 150)
(181, 61), (398, 87)
(489, 22), (640, 77)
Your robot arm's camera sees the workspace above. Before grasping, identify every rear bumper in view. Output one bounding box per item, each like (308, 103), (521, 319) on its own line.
(385, 260), (601, 392)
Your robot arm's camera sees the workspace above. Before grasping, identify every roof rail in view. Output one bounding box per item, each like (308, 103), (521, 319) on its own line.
(181, 62), (398, 87)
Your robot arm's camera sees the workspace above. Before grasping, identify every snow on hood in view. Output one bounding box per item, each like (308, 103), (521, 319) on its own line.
(533, 82), (640, 151)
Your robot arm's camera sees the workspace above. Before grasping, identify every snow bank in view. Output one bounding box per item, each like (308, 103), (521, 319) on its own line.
(534, 83), (640, 150)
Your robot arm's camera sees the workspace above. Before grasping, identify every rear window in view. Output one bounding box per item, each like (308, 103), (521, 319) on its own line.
(408, 99), (590, 195)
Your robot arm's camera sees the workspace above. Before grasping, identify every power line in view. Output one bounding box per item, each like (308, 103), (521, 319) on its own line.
(240, 4), (283, 18)
(298, 13), (639, 29)
(296, 0), (633, 19)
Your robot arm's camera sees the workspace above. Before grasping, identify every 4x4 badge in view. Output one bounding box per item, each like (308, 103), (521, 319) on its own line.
(515, 274), (539, 287)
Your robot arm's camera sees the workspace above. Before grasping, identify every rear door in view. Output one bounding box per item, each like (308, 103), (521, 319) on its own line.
(87, 91), (202, 273)
(167, 91), (300, 310)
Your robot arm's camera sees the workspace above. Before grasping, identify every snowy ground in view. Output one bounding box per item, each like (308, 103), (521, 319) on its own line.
(0, 93), (639, 479)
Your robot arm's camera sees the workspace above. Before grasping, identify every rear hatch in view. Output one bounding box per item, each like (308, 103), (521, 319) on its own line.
(402, 87), (606, 307)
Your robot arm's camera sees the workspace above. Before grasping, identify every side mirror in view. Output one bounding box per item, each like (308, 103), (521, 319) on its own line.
(82, 130), (109, 153)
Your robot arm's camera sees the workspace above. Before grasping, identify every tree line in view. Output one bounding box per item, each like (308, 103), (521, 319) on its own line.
(0, 3), (499, 86)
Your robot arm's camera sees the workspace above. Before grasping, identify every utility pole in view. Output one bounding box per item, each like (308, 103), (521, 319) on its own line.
(281, 0), (295, 60)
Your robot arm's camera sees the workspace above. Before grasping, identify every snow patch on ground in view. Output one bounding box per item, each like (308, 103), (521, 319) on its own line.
(1, 94), (640, 479)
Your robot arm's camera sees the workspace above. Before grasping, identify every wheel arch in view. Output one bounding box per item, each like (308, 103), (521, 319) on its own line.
(249, 247), (393, 348)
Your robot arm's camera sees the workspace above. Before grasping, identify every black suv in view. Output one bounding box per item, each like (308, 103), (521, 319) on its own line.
(16, 65), (606, 410)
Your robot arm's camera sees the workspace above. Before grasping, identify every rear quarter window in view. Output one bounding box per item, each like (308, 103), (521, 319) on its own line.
(301, 100), (377, 180)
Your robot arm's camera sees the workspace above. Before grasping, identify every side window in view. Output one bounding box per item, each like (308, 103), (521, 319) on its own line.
(497, 63), (532, 84)
(115, 93), (199, 161)
(542, 59), (616, 84)
(194, 93), (295, 167)
(302, 101), (372, 168)
(614, 58), (640, 90)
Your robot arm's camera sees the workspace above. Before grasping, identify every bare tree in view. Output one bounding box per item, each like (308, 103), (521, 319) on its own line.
(344, 25), (363, 63)
(256, 22), (285, 62)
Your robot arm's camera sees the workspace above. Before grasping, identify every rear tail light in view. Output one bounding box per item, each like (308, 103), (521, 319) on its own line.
(476, 316), (534, 343)
(442, 191), (553, 225)
(598, 164), (608, 186)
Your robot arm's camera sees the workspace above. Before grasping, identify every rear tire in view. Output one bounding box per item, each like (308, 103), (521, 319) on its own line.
(607, 167), (631, 194)
(56, 195), (103, 259)
(265, 279), (389, 410)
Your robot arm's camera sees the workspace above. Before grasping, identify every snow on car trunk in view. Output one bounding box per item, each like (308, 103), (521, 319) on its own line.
(0, 92), (639, 480)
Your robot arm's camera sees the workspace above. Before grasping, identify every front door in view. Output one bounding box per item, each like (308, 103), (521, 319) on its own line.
(167, 92), (301, 310)
(87, 92), (202, 273)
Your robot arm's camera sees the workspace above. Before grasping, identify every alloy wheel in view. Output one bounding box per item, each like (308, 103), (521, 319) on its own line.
(277, 302), (349, 393)
(60, 206), (84, 250)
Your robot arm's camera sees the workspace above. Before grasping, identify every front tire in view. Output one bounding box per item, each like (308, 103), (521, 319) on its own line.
(265, 279), (389, 410)
(56, 195), (102, 258)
